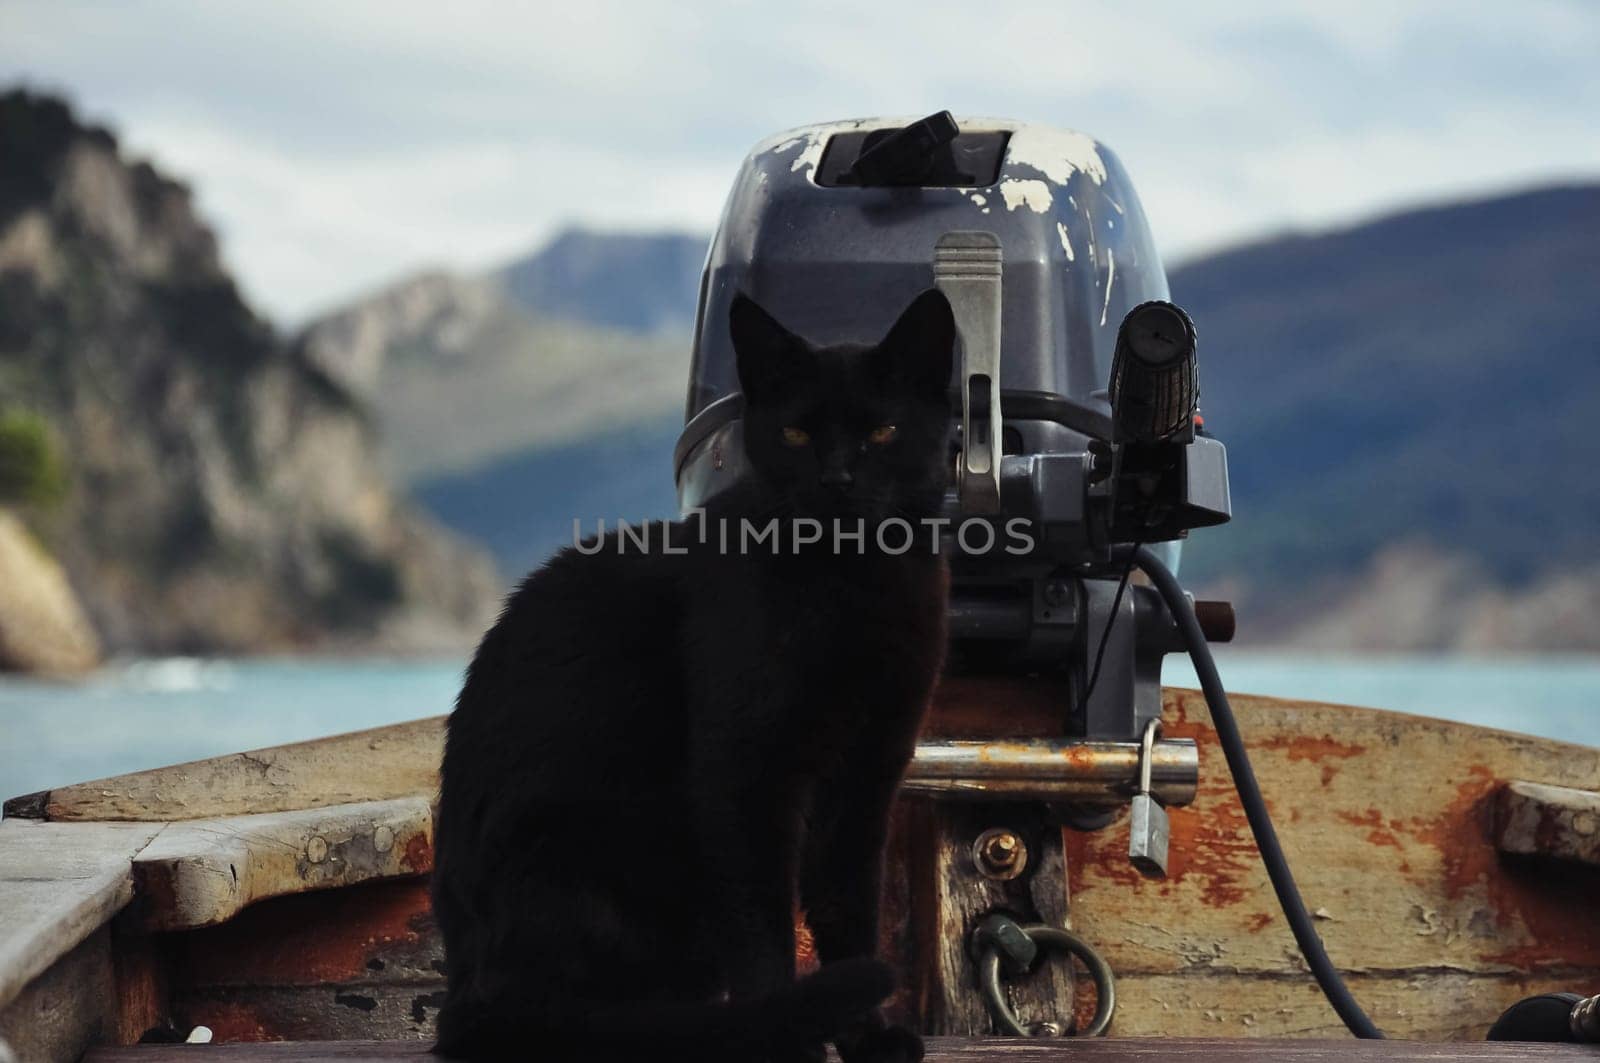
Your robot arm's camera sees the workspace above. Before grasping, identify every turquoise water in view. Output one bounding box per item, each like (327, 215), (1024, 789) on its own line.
(1, 653), (1595, 803)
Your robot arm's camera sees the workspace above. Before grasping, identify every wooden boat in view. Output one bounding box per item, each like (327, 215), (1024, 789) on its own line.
(2, 680), (1597, 1062)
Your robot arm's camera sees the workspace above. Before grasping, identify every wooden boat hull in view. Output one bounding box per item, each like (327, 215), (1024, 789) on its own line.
(2, 687), (1597, 1061)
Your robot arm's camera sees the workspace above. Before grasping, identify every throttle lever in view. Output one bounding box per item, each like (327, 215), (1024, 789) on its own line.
(935, 231), (1003, 513)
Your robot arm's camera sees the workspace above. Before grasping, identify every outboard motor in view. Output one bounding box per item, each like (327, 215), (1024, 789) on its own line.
(675, 112), (1232, 746)
(670, 115), (1456, 1043)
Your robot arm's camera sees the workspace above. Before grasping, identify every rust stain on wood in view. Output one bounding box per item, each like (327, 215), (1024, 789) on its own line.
(173, 879), (437, 988)
(398, 832), (432, 876)
(187, 998), (274, 1042)
(10, 681), (1594, 1045)
(1336, 809), (1405, 849)
(1257, 734), (1366, 787)
(950, 684), (1600, 1038)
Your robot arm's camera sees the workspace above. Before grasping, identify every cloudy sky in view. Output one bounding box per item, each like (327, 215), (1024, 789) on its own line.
(3, 0), (1597, 323)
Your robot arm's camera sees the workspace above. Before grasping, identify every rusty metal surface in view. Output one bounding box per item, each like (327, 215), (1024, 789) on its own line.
(1495, 781), (1600, 868)
(904, 739), (1199, 806)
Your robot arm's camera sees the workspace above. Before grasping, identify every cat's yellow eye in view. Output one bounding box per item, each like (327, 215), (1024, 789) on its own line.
(868, 425), (898, 444)
(782, 427), (811, 447)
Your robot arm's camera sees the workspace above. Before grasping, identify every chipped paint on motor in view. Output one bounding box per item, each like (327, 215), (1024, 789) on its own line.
(1057, 222), (1075, 261)
(789, 134), (827, 178)
(757, 118), (880, 183)
(999, 178), (1052, 214)
(1006, 125), (1108, 187)
(755, 116), (1108, 195)
(1100, 248), (1116, 326)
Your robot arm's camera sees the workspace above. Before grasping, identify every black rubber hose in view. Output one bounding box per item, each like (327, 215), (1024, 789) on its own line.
(1114, 545), (1386, 1040)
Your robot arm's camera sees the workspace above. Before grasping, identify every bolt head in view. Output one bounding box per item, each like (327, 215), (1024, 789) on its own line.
(973, 828), (1029, 880)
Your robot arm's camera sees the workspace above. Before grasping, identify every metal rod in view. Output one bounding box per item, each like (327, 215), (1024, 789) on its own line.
(903, 738), (1199, 807)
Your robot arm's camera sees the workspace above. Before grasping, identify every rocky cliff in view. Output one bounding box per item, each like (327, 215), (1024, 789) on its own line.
(298, 269), (685, 482)
(0, 90), (502, 660)
(0, 509), (99, 673)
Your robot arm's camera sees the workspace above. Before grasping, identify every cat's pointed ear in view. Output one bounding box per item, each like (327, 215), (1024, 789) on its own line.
(731, 293), (807, 404)
(877, 288), (956, 398)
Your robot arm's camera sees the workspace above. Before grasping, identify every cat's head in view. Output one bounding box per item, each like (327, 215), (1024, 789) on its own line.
(730, 289), (955, 524)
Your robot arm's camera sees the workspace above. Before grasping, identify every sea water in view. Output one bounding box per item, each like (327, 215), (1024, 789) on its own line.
(0, 653), (1595, 802)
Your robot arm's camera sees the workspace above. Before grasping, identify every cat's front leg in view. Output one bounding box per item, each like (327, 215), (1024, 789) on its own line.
(694, 769), (829, 1063)
(801, 733), (925, 1063)
(689, 752), (803, 998)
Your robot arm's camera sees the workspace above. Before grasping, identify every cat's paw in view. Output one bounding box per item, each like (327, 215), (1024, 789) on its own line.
(838, 1024), (924, 1063)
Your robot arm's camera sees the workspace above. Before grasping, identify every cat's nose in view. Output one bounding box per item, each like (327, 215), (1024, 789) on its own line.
(820, 467), (854, 490)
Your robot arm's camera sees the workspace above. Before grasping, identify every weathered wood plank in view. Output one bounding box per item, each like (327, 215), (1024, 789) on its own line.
(0, 801), (434, 1050)
(128, 799), (434, 932)
(1061, 690), (1600, 1038)
(922, 804), (1077, 1036)
(1495, 781), (1600, 868)
(0, 820), (163, 1009)
(78, 1035), (1600, 1061)
(8, 687), (1600, 1045)
(5, 718), (446, 822)
(0, 926), (117, 1063)
(166, 878), (445, 1043)
(1089, 971), (1596, 1043)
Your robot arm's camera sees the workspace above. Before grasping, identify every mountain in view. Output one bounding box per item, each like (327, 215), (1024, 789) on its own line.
(296, 230), (704, 571)
(1170, 184), (1600, 593)
(497, 229), (706, 335)
(298, 269), (687, 482)
(309, 182), (1600, 649)
(412, 413), (681, 578)
(0, 90), (502, 660)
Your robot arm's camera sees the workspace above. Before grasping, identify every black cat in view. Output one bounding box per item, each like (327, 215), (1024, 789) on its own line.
(432, 288), (956, 1062)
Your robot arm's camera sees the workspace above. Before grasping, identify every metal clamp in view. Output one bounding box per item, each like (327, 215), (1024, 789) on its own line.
(970, 913), (1116, 1037)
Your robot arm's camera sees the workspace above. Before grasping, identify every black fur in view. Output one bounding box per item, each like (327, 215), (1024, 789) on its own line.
(432, 289), (956, 1062)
